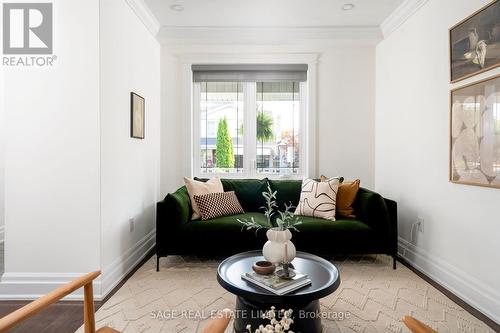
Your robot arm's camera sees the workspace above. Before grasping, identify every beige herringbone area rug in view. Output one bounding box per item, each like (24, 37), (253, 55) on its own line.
(77, 255), (494, 333)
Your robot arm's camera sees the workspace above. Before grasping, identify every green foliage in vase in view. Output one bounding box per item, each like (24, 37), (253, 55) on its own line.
(237, 183), (302, 234)
(215, 116), (235, 168)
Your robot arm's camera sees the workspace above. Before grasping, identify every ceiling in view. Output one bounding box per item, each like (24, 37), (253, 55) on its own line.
(144, 0), (404, 28)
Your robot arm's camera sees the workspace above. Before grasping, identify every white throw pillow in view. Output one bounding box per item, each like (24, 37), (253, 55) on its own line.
(184, 177), (224, 220)
(294, 178), (340, 221)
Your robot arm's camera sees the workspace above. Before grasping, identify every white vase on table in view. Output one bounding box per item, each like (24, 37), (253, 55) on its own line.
(262, 228), (296, 264)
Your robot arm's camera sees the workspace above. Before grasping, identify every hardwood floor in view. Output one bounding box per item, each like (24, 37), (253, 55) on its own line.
(0, 301), (85, 333)
(0, 250), (154, 333)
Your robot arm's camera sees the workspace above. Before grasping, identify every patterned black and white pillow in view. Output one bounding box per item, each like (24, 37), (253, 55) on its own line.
(294, 178), (339, 221)
(193, 191), (245, 221)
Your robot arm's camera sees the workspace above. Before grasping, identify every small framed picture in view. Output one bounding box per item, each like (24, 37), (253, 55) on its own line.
(130, 92), (145, 139)
(449, 1), (500, 83)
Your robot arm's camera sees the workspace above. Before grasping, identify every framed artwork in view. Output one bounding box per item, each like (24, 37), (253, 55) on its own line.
(450, 74), (500, 188)
(450, 1), (500, 83)
(130, 92), (145, 139)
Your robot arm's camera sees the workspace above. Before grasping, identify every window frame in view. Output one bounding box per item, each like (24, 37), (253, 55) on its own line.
(193, 81), (307, 179)
(181, 54), (318, 180)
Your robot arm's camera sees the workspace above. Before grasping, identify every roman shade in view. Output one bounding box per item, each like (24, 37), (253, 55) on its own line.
(192, 64), (308, 82)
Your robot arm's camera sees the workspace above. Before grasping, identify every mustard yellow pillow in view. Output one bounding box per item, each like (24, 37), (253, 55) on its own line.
(320, 175), (360, 218)
(337, 179), (360, 218)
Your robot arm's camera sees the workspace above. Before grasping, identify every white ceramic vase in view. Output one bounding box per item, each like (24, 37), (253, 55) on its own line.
(262, 228), (296, 264)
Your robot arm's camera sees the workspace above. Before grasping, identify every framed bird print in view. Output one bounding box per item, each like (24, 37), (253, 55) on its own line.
(450, 1), (500, 83)
(130, 92), (145, 139)
(450, 74), (500, 188)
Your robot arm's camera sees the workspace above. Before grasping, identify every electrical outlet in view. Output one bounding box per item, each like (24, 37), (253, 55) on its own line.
(417, 216), (424, 233)
(129, 218), (135, 232)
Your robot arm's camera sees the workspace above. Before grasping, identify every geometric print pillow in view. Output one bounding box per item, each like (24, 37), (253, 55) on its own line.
(193, 191), (245, 221)
(294, 178), (340, 221)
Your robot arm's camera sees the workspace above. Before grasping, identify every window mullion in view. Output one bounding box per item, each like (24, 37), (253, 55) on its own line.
(193, 82), (201, 176)
(299, 81), (307, 177)
(244, 82), (257, 177)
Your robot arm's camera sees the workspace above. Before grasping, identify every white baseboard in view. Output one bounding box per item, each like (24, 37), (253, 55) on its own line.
(0, 229), (155, 301)
(398, 237), (500, 325)
(99, 228), (156, 300)
(0, 272), (99, 300)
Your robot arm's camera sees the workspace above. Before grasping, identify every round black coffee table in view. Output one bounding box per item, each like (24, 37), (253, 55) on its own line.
(217, 250), (340, 333)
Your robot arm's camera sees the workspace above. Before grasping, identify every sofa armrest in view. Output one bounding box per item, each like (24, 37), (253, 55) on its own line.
(353, 188), (391, 237)
(383, 197), (398, 256)
(156, 186), (191, 255)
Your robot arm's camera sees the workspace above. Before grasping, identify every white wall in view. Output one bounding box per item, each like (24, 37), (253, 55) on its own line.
(376, 0), (500, 323)
(160, 44), (376, 196)
(160, 50), (183, 197)
(99, 0), (160, 295)
(0, 0), (161, 299)
(1, 0), (101, 292)
(0, 63), (4, 243)
(318, 47), (375, 187)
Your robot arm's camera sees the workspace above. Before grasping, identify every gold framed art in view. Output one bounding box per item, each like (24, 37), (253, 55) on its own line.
(450, 74), (500, 188)
(130, 92), (145, 139)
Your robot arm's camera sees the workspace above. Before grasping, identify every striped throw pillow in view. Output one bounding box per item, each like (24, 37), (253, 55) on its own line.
(193, 191), (245, 220)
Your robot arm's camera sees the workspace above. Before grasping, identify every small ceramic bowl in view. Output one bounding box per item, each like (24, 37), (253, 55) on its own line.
(252, 261), (276, 275)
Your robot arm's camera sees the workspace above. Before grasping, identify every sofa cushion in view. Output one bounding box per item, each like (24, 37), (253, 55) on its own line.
(296, 216), (372, 233)
(268, 179), (302, 211)
(220, 178), (269, 212)
(168, 186), (192, 225)
(290, 216), (380, 255)
(180, 212), (272, 234)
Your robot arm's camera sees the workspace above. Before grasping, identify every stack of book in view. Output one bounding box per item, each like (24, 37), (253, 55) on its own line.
(241, 269), (311, 295)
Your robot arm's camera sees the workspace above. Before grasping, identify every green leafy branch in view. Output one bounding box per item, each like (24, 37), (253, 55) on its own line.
(237, 183), (301, 233)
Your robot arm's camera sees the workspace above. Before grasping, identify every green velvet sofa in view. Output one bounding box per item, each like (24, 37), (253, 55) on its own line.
(156, 178), (398, 271)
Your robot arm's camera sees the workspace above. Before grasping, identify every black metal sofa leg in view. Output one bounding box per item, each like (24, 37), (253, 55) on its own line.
(157, 255), (160, 272)
(392, 255), (397, 270)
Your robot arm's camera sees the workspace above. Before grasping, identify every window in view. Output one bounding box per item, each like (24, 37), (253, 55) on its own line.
(193, 64), (307, 178)
(256, 82), (300, 174)
(199, 82), (244, 173)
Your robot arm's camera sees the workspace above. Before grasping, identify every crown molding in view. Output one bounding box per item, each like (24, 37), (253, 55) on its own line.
(177, 53), (319, 65)
(125, 0), (161, 37)
(381, 0), (429, 38)
(157, 26), (383, 46)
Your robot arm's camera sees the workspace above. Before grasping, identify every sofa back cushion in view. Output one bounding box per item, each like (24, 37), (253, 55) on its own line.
(220, 178), (269, 212)
(165, 186), (192, 226)
(268, 179), (302, 211)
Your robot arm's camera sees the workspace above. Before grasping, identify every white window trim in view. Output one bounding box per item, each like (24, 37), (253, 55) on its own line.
(180, 53), (318, 179)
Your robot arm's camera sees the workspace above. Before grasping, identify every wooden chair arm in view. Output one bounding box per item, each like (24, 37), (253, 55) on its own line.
(200, 309), (232, 333)
(402, 316), (438, 333)
(0, 271), (101, 333)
